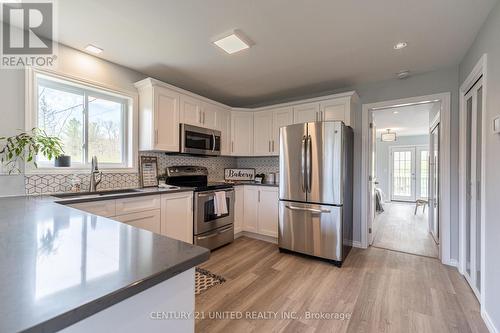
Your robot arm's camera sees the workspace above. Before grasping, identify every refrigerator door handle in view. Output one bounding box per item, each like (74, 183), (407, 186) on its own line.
(306, 135), (312, 193)
(285, 205), (331, 214)
(301, 136), (307, 192)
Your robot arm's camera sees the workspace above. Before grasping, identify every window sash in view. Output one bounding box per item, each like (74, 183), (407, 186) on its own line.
(35, 73), (130, 169)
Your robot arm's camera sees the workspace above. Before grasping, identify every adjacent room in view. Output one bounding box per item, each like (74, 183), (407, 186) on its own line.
(371, 102), (439, 258)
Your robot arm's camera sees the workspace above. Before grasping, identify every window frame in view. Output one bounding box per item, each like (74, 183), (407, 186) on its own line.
(25, 68), (138, 174)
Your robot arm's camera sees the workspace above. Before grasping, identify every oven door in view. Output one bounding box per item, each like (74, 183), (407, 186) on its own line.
(194, 189), (234, 235)
(180, 124), (221, 156)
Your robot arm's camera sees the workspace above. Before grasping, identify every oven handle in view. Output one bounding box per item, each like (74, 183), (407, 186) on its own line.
(212, 132), (216, 152)
(196, 225), (233, 240)
(197, 189), (234, 197)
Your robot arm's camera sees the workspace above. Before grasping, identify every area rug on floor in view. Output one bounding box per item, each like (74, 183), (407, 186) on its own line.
(195, 268), (226, 295)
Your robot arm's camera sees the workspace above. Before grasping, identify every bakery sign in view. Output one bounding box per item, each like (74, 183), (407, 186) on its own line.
(224, 168), (255, 181)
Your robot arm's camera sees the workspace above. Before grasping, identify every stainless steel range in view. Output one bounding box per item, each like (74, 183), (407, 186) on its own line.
(165, 166), (234, 250)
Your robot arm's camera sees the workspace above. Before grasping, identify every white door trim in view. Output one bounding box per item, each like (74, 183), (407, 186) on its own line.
(361, 93), (451, 267)
(459, 54), (487, 308)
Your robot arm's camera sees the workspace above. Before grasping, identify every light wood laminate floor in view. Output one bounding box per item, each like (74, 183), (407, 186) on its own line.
(372, 202), (438, 258)
(196, 237), (486, 333)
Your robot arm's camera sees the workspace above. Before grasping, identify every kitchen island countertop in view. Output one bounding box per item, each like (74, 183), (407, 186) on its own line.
(0, 194), (209, 333)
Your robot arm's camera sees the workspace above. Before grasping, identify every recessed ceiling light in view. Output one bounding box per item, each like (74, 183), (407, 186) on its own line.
(394, 42), (408, 50)
(214, 31), (251, 54)
(397, 70), (411, 79)
(85, 44), (103, 54)
(393, 111), (399, 114)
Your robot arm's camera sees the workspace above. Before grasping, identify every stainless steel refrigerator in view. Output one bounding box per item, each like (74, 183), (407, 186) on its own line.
(278, 121), (353, 266)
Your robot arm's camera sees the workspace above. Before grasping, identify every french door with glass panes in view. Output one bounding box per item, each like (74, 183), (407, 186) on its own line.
(464, 77), (483, 299)
(391, 146), (429, 202)
(391, 147), (416, 202)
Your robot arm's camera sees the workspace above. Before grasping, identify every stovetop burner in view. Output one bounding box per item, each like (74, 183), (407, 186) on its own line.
(164, 166), (233, 192)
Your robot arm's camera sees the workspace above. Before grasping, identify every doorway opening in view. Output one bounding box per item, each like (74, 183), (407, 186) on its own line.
(368, 103), (439, 258)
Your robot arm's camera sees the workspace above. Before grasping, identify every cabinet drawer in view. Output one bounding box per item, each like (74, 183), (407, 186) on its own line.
(68, 200), (116, 217)
(115, 195), (161, 215)
(114, 209), (161, 234)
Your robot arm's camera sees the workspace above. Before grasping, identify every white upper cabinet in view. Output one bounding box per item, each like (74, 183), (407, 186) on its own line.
(272, 107), (293, 155)
(216, 107), (231, 155)
(253, 111), (274, 156)
(136, 78), (358, 155)
(293, 102), (321, 124)
(231, 111), (254, 156)
(320, 97), (350, 124)
(180, 94), (202, 127)
(180, 95), (218, 129)
(201, 102), (218, 129)
(136, 79), (180, 152)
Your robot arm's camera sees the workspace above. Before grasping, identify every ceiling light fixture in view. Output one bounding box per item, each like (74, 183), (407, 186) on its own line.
(85, 44), (103, 54)
(394, 41), (408, 50)
(393, 111), (399, 114)
(381, 129), (397, 142)
(214, 30), (252, 54)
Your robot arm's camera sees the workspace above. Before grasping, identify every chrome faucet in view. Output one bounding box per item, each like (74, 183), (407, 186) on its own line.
(89, 156), (103, 192)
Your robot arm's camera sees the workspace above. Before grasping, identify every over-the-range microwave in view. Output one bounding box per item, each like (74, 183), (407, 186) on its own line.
(179, 124), (221, 156)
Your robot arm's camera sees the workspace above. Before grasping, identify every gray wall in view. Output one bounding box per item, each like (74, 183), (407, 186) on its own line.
(0, 44), (146, 196)
(339, 67), (460, 254)
(375, 135), (430, 201)
(459, 0), (500, 329)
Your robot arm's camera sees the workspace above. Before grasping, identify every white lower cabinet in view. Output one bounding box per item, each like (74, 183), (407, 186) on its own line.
(240, 186), (279, 238)
(243, 186), (259, 233)
(234, 186), (244, 234)
(256, 187), (279, 237)
(114, 210), (161, 234)
(160, 192), (194, 244)
(66, 191), (194, 243)
(68, 200), (116, 218)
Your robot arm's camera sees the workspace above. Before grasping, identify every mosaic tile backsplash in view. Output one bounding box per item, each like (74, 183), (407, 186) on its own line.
(237, 157), (279, 174)
(23, 154), (279, 194)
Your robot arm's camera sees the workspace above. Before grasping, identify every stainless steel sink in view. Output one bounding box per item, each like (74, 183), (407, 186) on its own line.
(53, 188), (141, 199)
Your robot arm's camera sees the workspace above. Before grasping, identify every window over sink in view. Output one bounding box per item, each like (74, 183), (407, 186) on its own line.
(26, 69), (137, 171)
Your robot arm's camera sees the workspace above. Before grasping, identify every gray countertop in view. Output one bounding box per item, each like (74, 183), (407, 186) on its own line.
(232, 182), (279, 187)
(0, 193), (209, 333)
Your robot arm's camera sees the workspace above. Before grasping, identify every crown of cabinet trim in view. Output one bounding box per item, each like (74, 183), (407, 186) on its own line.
(135, 77), (359, 113)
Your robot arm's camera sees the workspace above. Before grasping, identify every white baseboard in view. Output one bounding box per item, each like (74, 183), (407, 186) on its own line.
(482, 309), (498, 333)
(352, 241), (364, 248)
(442, 258), (458, 267)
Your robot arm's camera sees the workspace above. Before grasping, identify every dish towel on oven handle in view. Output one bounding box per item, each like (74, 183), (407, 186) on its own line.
(214, 191), (228, 217)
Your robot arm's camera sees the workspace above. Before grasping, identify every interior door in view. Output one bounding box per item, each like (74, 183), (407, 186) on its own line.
(279, 123), (308, 203)
(391, 147), (416, 202)
(368, 116), (377, 245)
(429, 126), (439, 243)
(464, 77), (483, 298)
(416, 147), (430, 199)
(306, 122), (343, 205)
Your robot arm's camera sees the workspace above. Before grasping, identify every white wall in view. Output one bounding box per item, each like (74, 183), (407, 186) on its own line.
(375, 135), (430, 200)
(459, 1), (500, 331)
(0, 43), (146, 196)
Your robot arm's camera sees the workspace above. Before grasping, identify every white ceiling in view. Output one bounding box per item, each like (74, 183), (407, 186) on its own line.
(53, 0), (496, 107)
(372, 103), (437, 137)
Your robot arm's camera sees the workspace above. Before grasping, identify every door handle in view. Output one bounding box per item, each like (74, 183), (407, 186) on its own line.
(301, 136), (307, 192)
(285, 205), (330, 214)
(269, 140), (271, 153)
(306, 135), (312, 193)
(272, 140), (275, 152)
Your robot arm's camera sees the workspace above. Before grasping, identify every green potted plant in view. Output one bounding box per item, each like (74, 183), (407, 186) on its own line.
(0, 128), (65, 174)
